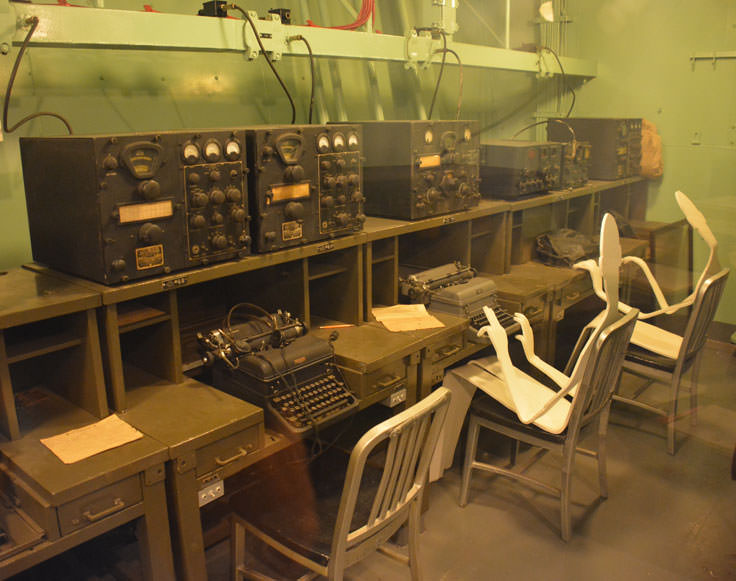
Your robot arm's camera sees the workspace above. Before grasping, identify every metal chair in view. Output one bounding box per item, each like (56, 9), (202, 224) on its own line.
(229, 387), (451, 581)
(615, 268), (729, 454)
(458, 308), (638, 541)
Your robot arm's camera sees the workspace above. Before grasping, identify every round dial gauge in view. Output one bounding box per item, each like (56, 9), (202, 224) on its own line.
(225, 139), (241, 160)
(182, 142), (201, 164)
(332, 132), (346, 152)
(203, 140), (222, 163)
(424, 129), (434, 144)
(316, 133), (331, 154)
(464, 127), (472, 142)
(347, 132), (359, 149)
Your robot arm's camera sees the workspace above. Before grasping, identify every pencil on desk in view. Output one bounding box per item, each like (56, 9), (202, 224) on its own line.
(319, 324), (354, 329)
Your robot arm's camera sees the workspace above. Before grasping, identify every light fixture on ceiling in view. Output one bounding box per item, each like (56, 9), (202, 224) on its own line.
(539, 1), (555, 22)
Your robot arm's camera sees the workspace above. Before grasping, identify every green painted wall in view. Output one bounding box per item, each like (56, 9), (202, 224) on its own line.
(567, 0), (736, 323)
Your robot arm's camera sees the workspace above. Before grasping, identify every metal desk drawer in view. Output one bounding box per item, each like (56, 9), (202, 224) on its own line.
(58, 474), (141, 536)
(195, 424), (263, 478)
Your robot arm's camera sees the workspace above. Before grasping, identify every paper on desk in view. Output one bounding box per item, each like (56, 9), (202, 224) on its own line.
(372, 304), (445, 332)
(40, 414), (144, 464)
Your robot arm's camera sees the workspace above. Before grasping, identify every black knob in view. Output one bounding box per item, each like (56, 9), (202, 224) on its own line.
(191, 192), (209, 208)
(264, 231), (276, 243)
(348, 173), (360, 187)
(336, 158), (346, 170)
(111, 258), (126, 271)
(284, 165), (305, 182)
(188, 172), (201, 185)
(102, 154), (118, 171)
(231, 208), (247, 222)
(211, 212), (224, 225)
(210, 188), (225, 205)
(226, 187), (242, 203)
(323, 176), (336, 189)
(440, 174), (457, 191)
(138, 180), (161, 201)
(320, 160), (332, 171)
(351, 191), (365, 203)
(321, 195), (335, 208)
(284, 201), (305, 220)
(335, 212), (350, 226)
(262, 145), (274, 159)
(425, 187), (443, 204)
(458, 182), (472, 198)
(212, 234), (228, 249)
(139, 222), (163, 243)
(337, 195), (347, 204)
(190, 214), (206, 228)
(336, 175), (347, 189)
(209, 170), (222, 182)
(356, 213), (366, 223)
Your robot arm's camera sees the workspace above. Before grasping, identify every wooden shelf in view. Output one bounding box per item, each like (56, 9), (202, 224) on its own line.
(308, 263), (349, 281)
(5, 333), (83, 365)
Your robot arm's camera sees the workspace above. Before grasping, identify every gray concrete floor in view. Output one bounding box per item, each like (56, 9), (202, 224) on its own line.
(208, 342), (736, 580)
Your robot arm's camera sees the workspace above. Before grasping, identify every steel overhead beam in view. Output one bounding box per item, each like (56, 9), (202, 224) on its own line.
(9, 4), (596, 77)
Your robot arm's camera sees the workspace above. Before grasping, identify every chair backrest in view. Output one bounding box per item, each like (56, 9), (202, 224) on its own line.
(567, 308), (639, 434)
(330, 387), (451, 565)
(678, 268), (729, 364)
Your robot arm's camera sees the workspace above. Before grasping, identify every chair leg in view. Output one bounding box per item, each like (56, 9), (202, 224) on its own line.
(459, 416), (481, 507)
(560, 442), (576, 542)
(667, 371), (685, 455)
(597, 406), (611, 499)
(407, 499), (423, 581)
(689, 352), (703, 427)
(509, 438), (519, 466)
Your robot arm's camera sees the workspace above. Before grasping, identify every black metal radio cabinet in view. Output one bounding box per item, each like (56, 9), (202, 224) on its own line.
(245, 124), (365, 253)
(479, 140), (563, 199)
(559, 140), (592, 189)
(360, 120), (481, 220)
(19, 129), (251, 284)
(547, 117), (642, 180)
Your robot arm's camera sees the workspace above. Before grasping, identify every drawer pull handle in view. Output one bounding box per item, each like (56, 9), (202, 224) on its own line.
(435, 344), (462, 359)
(215, 446), (251, 467)
(83, 498), (125, 522)
(524, 306), (541, 318)
(375, 374), (401, 389)
(565, 291), (581, 301)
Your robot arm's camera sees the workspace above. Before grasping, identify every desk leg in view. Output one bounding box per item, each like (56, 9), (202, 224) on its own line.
(166, 460), (208, 581)
(138, 465), (176, 581)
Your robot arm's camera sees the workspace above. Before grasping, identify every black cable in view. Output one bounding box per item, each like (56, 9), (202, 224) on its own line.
(427, 30), (447, 120)
(512, 118), (575, 141)
(288, 35), (315, 124)
(433, 47), (463, 120)
(3, 16), (73, 135)
(227, 3), (296, 124)
(539, 45), (575, 118)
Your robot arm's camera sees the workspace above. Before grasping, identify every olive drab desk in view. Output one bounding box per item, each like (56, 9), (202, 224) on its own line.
(12, 176), (654, 578)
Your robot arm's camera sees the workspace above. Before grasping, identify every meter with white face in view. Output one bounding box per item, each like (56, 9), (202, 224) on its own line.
(332, 132), (346, 152)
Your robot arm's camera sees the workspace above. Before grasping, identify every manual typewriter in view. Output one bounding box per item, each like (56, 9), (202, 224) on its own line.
(198, 305), (359, 435)
(399, 262), (519, 334)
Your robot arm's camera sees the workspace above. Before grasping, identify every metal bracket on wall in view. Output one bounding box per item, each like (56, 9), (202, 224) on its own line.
(405, 28), (435, 71)
(690, 51), (736, 69)
(242, 10), (285, 61)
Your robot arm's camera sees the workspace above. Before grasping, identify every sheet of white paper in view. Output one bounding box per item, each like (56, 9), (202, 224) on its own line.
(372, 304), (445, 332)
(40, 414), (144, 464)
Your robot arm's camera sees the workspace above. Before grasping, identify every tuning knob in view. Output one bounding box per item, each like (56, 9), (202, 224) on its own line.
(440, 174), (457, 191)
(139, 222), (163, 244)
(335, 175), (348, 189)
(137, 180), (161, 201)
(111, 258), (126, 272)
(231, 207), (247, 222)
(190, 214), (206, 229)
(211, 212), (224, 225)
(191, 192), (209, 208)
(348, 174), (360, 187)
(284, 165), (304, 182)
(321, 195), (335, 208)
(209, 188), (225, 205)
(351, 191), (365, 203)
(425, 187), (443, 204)
(322, 176), (336, 189)
(211, 234), (228, 250)
(284, 201), (305, 220)
(264, 231), (276, 244)
(335, 212), (350, 226)
(226, 187), (242, 203)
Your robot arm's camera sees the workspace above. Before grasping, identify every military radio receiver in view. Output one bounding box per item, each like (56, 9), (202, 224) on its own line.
(360, 120), (481, 220)
(479, 140), (563, 199)
(19, 129), (251, 284)
(245, 124), (365, 252)
(548, 117), (642, 180)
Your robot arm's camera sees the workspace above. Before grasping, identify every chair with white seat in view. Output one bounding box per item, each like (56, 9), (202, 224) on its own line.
(575, 191), (729, 454)
(439, 213), (637, 541)
(229, 386), (451, 581)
